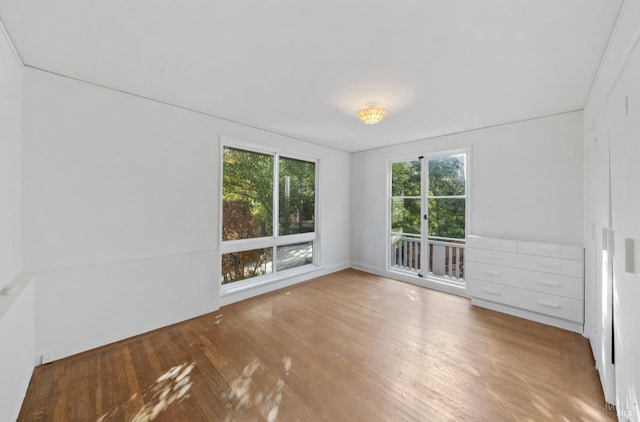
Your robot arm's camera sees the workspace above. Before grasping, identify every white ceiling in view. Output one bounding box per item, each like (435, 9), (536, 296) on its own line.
(0, 1), (623, 152)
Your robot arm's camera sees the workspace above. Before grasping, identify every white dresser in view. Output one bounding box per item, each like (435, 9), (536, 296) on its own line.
(466, 235), (584, 333)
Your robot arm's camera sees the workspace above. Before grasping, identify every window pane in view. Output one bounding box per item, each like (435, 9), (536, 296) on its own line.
(279, 157), (315, 236)
(221, 248), (273, 284)
(391, 198), (421, 235)
(428, 155), (465, 196)
(223, 147), (273, 240)
(428, 198), (465, 239)
(277, 242), (313, 271)
(391, 161), (421, 197)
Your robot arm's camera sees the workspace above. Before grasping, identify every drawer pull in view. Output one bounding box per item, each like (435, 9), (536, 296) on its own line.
(536, 280), (562, 288)
(482, 255), (502, 261)
(537, 261), (562, 270)
(481, 270), (502, 277)
(536, 300), (561, 309)
(481, 287), (501, 296)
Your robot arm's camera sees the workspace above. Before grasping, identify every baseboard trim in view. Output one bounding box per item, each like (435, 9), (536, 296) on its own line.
(471, 297), (584, 334)
(349, 262), (468, 298)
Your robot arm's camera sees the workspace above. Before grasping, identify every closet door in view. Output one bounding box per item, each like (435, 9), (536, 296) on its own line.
(608, 43), (640, 415)
(586, 125), (615, 403)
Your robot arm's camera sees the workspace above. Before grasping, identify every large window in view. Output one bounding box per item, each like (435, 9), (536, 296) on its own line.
(221, 145), (316, 285)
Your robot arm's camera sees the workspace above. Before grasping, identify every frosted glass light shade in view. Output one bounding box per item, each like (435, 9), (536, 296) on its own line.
(357, 107), (387, 124)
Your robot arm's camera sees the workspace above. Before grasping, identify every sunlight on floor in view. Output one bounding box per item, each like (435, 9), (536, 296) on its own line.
(97, 362), (195, 422)
(406, 289), (419, 302)
(224, 356), (292, 422)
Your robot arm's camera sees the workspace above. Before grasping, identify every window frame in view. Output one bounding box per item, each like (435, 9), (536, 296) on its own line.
(219, 137), (319, 290)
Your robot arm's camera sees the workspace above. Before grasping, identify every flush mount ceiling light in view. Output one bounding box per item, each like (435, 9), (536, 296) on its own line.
(357, 104), (387, 125)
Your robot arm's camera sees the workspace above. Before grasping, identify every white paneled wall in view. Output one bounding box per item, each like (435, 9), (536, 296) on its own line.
(584, 0), (640, 415)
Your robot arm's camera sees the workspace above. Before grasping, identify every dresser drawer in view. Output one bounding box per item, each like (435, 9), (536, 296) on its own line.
(466, 235), (517, 253)
(466, 248), (584, 277)
(467, 279), (584, 322)
(466, 248), (519, 266)
(466, 262), (583, 299)
(517, 241), (583, 261)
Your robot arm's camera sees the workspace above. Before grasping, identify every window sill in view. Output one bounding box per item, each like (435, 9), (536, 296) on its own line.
(220, 265), (324, 305)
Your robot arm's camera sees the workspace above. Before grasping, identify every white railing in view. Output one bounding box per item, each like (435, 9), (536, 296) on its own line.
(428, 238), (465, 282)
(391, 235), (422, 272)
(391, 236), (465, 282)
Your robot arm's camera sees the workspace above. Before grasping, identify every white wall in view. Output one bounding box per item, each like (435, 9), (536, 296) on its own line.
(350, 111), (584, 286)
(0, 20), (34, 422)
(0, 279), (35, 422)
(34, 252), (217, 363)
(0, 22), (22, 291)
(584, 0), (640, 418)
(22, 68), (350, 362)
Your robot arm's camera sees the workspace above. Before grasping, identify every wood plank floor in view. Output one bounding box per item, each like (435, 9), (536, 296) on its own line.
(19, 269), (616, 421)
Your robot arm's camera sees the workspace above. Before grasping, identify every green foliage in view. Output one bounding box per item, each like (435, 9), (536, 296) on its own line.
(279, 157), (315, 235)
(391, 161), (422, 235)
(391, 155), (466, 239)
(428, 198), (465, 239)
(222, 147), (273, 240)
(427, 155), (466, 239)
(428, 155), (465, 196)
(391, 199), (421, 235)
(391, 161), (421, 197)
(221, 148), (316, 284)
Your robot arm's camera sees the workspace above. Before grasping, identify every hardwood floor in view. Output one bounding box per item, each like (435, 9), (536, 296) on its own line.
(19, 269), (615, 421)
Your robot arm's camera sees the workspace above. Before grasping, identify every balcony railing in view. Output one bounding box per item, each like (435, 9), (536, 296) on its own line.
(391, 235), (465, 283)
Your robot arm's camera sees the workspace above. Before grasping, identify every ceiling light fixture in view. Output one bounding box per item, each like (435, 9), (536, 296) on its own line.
(357, 104), (387, 125)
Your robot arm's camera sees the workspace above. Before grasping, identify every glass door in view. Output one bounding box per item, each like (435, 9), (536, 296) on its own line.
(390, 159), (423, 274)
(390, 151), (467, 285)
(424, 153), (466, 284)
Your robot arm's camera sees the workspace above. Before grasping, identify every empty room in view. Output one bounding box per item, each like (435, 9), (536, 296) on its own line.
(1, 1), (639, 421)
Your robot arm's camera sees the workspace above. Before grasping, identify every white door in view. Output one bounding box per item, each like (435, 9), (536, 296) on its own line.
(586, 127), (615, 403)
(608, 43), (640, 416)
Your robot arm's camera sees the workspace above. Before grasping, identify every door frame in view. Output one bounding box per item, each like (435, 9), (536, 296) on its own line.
(387, 147), (471, 291)
(585, 127), (616, 403)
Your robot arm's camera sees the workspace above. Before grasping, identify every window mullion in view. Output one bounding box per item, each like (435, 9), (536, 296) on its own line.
(274, 153), (279, 240)
(421, 156), (427, 276)
(273, 153), (279, 273)
(427, 195), (466, 200)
